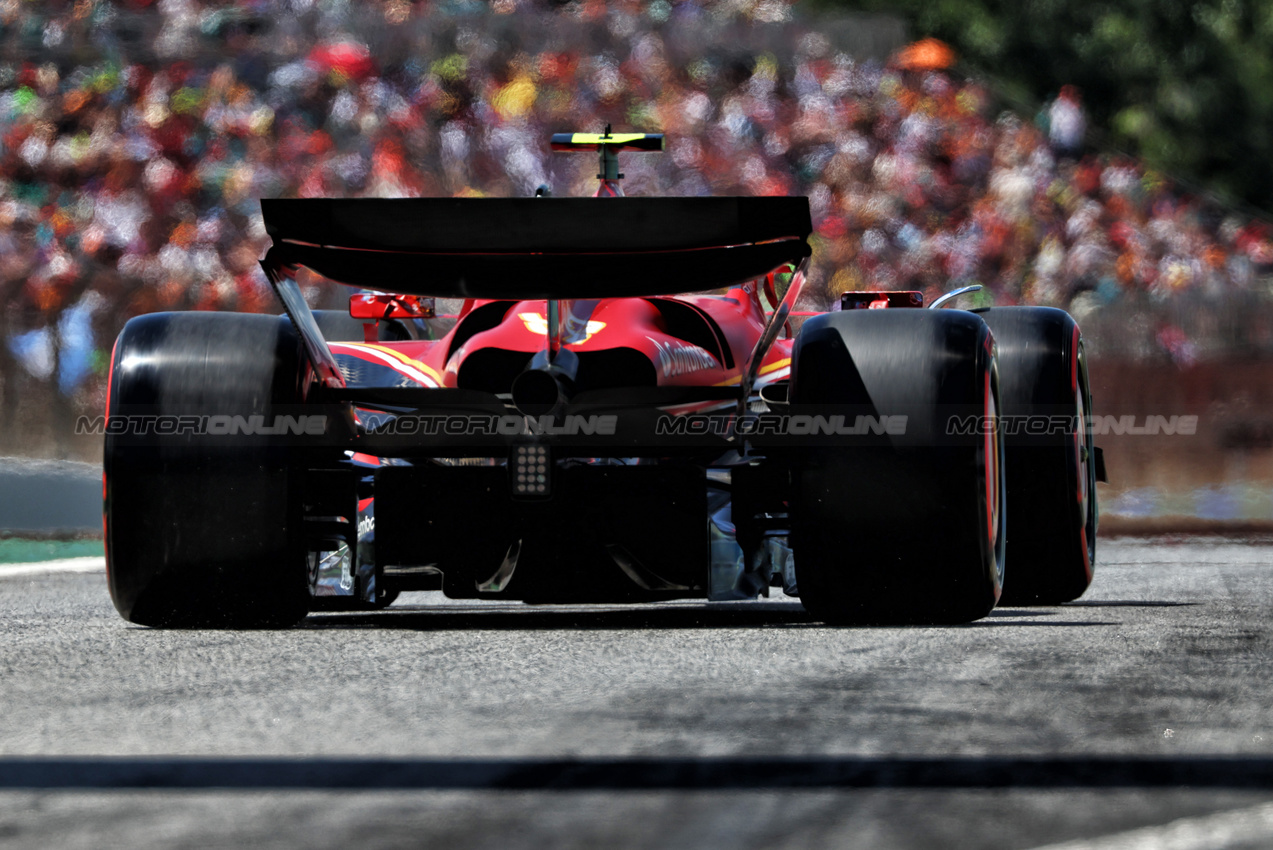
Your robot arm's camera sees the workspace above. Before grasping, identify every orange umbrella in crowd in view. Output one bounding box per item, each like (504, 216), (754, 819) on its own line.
(890, 38), (957, 71)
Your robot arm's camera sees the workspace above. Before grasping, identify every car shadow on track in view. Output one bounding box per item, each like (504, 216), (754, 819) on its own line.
(304, 604), (815, 631)
(4, 755), (1273, 790)
(1062, 600), (1199, 607)
(300, 604), (1122, 632)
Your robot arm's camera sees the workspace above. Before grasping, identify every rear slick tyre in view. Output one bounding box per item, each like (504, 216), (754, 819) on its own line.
(978, 307), (1096, 605)
(789, 309), (1006, 625)
(104, 312), (311, 628)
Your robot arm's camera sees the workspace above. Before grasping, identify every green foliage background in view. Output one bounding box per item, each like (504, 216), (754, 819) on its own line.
(819, 0), (1273, 212)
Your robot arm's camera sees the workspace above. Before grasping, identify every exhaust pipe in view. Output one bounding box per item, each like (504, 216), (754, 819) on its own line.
(512, 363), (573, 417)
(513, 298), (589, 418)
(512, 343), (578, 418)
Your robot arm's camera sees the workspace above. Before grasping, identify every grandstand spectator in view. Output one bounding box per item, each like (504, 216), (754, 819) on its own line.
(1046, 84), (1086, 160)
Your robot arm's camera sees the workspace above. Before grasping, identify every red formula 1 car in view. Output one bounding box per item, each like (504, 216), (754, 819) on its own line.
(103, 132), (1102, 627)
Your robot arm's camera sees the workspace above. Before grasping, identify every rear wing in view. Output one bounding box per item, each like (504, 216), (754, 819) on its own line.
(259, 196), (811, 300)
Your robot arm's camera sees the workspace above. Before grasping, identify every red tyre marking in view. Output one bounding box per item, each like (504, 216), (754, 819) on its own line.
(981, 328), (999, 548)
(984, 370), (997, 545)
(1072, 327), (1085, 506)
(1071, 324), (1080, 393)
(1080, 526), (1092, 580)
(102, 336), (120, 580)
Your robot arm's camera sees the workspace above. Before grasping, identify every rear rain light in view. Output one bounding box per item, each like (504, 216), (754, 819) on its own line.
(512, 444), (551, 496)
(840, 291), (924, 309)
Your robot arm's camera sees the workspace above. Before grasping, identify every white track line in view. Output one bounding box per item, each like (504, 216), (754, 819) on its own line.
(0, 556), (105, 578)
(1027, 802), (1273, 850)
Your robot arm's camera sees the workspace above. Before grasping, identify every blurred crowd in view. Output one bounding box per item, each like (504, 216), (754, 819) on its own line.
(2, 0), (1272, 420)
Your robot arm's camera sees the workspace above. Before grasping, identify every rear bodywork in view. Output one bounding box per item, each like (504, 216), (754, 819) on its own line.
(259, 189), (817, 605)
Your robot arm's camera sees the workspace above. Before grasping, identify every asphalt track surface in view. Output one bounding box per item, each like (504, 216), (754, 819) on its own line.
(2, 539), (1272, 849)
